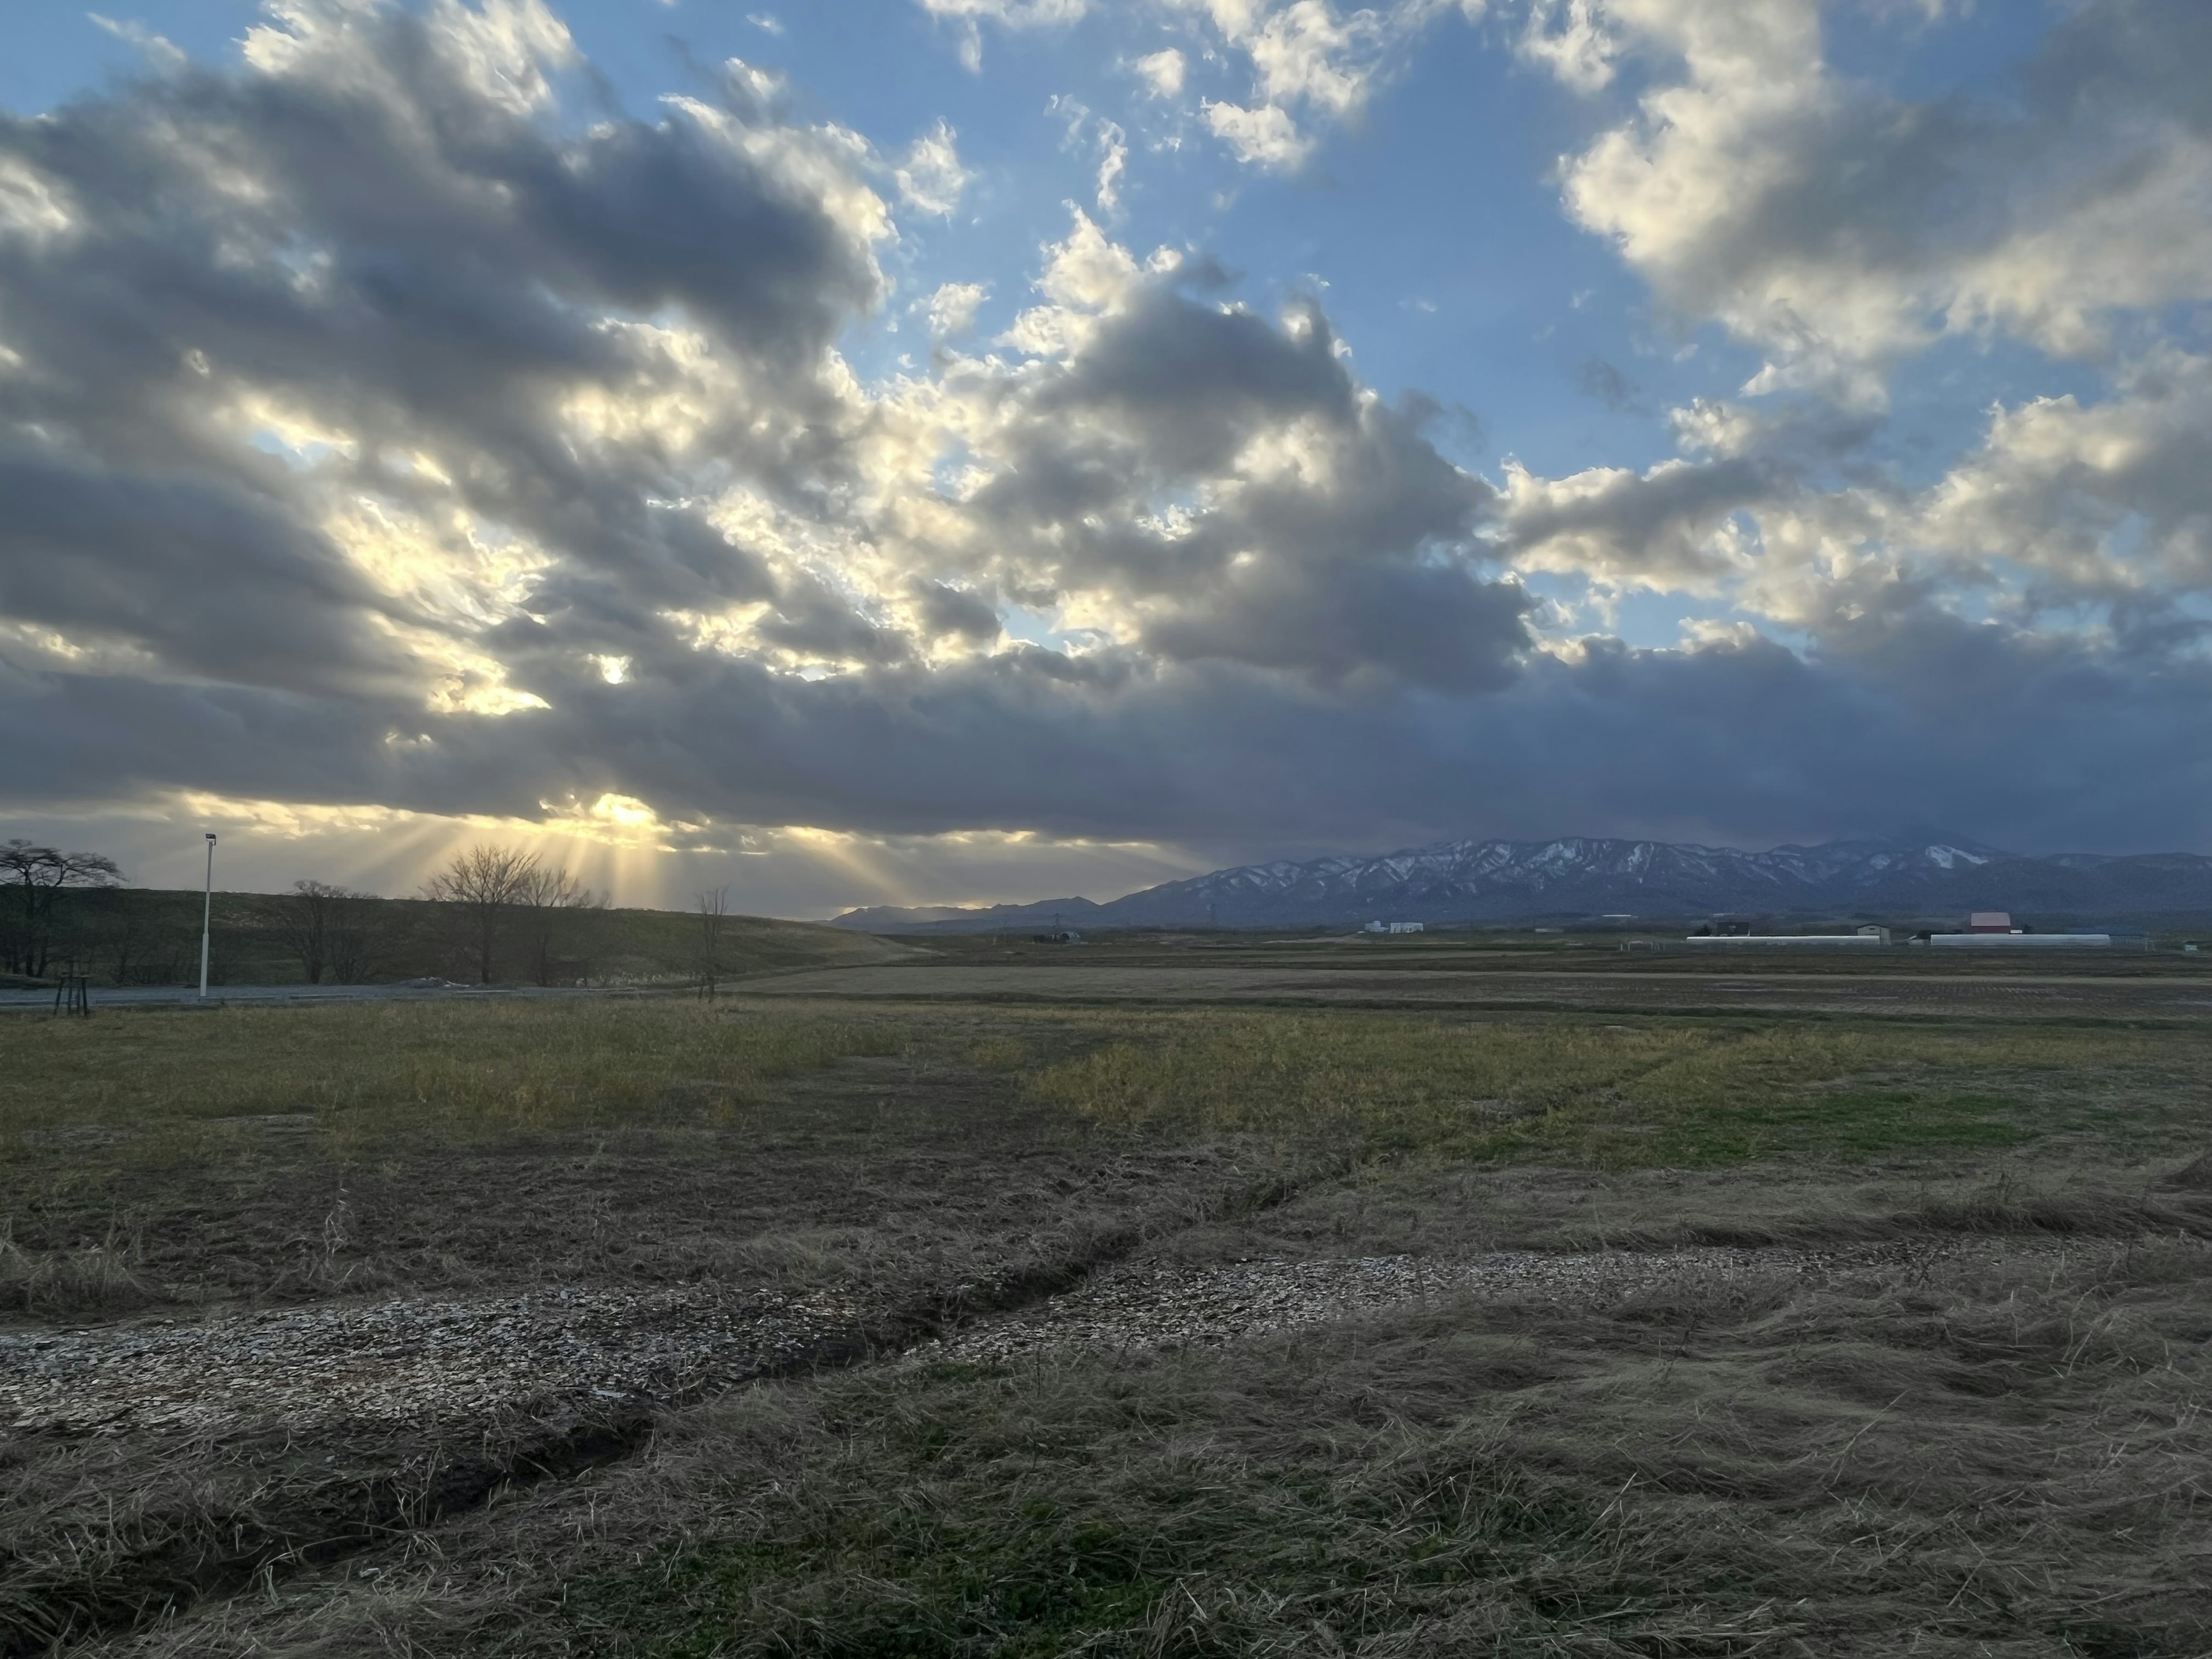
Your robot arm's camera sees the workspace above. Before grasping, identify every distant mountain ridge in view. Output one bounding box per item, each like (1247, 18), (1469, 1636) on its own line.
(827, 834), (2212, 933)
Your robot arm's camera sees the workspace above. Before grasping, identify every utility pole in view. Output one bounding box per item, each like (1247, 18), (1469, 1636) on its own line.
(198, 832), (217, 999)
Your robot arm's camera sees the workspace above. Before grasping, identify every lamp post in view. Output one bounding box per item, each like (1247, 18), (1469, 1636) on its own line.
(198, 832), (217, 999)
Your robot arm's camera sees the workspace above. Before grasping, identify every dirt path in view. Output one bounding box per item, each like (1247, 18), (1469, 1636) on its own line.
(922, 1235), (2104, 1365)
(0, 1284), (875, 1436)
(5, 1237), (2116, 1438)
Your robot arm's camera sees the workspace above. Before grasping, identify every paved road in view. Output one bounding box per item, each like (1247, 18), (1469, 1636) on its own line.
(0, 982), (640, 1012)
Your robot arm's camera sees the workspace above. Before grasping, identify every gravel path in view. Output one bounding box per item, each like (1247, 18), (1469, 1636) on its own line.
(0, 1284), (868, 1435)
(921, 1236), (2093, 1365)
(2, 1237), (2115, 1435)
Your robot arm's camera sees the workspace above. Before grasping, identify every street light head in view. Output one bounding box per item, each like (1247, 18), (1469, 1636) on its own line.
(206, 832), (218, 844)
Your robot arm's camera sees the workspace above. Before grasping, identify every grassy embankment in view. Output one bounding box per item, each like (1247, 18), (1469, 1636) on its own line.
(9, 886), (896, 988)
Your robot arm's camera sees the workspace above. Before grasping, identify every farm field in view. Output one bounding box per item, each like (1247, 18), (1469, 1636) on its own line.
(746, 937), (2212, 1022)
(5, 962), (2211, 1656)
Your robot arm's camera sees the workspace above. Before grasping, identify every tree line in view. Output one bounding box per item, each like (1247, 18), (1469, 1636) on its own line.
(1, 842), (122, 979)
(1, 839), (605, 987)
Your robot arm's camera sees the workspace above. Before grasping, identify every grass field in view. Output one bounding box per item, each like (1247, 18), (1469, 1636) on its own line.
(5, 982), (2211, 1656)
(568, 1247), (2212, 1658)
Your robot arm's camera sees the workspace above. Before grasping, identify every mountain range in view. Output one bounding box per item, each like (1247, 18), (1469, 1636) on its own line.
(826, 834), (2212, 933)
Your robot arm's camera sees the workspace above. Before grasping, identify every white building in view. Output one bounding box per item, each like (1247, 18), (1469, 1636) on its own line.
(1683, 934), (1888, 949)
(1363, 921), (1425, 934)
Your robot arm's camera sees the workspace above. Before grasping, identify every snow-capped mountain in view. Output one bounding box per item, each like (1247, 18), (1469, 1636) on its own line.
(1094, 835), (2025, 926)
(829, 834), (2212, 931)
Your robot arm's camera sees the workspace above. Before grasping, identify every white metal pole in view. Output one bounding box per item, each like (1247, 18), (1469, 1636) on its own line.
(199, 832), (217, 999)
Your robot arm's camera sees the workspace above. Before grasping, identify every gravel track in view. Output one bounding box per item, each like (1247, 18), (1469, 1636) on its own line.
(921, 1236), (2096, 1365)
(0, 1285), (868, 1435)
(4, 1236), (2120, 1437)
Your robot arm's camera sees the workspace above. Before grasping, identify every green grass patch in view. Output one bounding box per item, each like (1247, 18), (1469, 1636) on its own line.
(1017, 1012), (2184, 1168)
(0, 1001), (900, 1167)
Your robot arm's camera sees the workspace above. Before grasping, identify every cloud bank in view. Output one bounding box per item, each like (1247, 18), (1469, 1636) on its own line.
(5, 0), (2212, 910)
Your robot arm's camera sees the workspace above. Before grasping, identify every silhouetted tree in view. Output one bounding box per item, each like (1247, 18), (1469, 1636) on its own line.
(1, 841), (123, 978)
(423, 846), (537, 984)
(697, 884), (730, 999)
(276, 880), (378, 984)
(517, 862), (600, 986)
(326, 891), (382, 984)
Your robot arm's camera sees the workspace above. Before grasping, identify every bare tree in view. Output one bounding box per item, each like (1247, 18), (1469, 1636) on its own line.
(1, 841), (123, 979)
(275, 880), (378, 984)
(697, 884), (730, 999)
(423, 846), (537, 984)
(79, 885), (150, 986)
(326, 891), (382, 984)
(516, 862), (601, 986)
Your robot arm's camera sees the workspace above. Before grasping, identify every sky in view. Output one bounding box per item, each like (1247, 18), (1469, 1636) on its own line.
(4, 0), (2212, 916)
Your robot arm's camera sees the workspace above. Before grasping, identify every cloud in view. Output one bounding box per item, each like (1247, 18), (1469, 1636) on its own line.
(925, 279), (991, 336)
(1575, 355), (1644, 413)
(930, 0), (1464, 172)
(0, 10), (1535, 880)
(1517, 0), (1616, 92)
(1134, 47), (1185, 99)
(87, 13), (188, 70)
(1, 0), (895, 748)
(917, 0), (1090, 70)
(1204, 99), (1313, 168)
(895, 119), (972, 215)
(12, 0), (2212, 916)
(1905, 349), (2212, 598)
(1047, 95), (1128, 216)
(1552, 0), (2212, 397)
(1501, 454), (1775, 594)
(1095, 119), (1128, 214)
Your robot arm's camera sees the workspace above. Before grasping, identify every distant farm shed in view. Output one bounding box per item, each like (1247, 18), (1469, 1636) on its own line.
(1362, 921), (1425, 934)
(1682, 934), (1887, 950)
(1969, 912), (2017, 933)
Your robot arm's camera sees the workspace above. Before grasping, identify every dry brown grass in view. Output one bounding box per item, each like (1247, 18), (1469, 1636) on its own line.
(13, 999), (2212, 1657)
(78, 1237), (2212, 1658)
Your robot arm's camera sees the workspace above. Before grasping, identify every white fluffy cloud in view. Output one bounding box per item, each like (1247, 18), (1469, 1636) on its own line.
(1551, 0), (2212, 397)
(1203, 98), (1313, 168)
(1134, 47), (1187, 98)
(928, 0), (1477, 172)
(895, 119), (974, 215)
(925, 280), (992, 336)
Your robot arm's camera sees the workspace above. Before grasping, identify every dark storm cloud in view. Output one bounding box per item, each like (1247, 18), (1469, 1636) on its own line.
(13, 603), (2212, 859)
(0, 0), (886, 681)
(950, 274), (1516, 689)
(0, 449), (407, 694)
(911, 580), (1003, 643)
